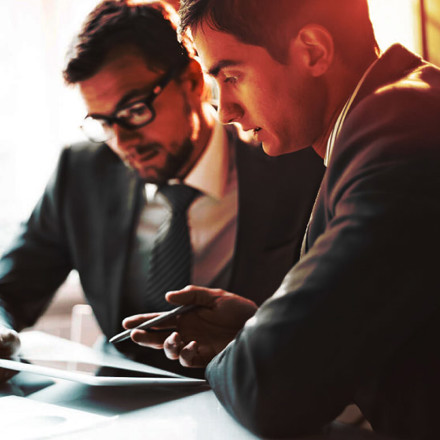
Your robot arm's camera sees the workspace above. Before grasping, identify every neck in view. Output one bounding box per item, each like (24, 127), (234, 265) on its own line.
(178, 102), (214, 180)
(312, 52), (378, 159)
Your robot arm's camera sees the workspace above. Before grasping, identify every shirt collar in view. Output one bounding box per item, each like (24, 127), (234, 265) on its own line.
(184, 105), (229, 200)
(324, 58), (379, 167)
(145, 104), (229, 201)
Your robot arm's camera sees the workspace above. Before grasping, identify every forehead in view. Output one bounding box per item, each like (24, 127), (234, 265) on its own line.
(192, 24), (271, 74)
(78, 50), (162, 114)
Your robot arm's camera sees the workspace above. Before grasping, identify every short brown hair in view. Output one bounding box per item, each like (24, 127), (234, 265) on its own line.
(64, 0), (195, 83)
(179, 0), (378, 71)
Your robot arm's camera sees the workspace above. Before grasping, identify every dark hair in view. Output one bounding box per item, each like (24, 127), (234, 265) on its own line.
(179, 0), (379, 71)
(64, 0), (194, 84)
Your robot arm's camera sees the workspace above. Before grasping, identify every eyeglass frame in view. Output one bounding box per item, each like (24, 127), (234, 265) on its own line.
(81, 64), (182, 143)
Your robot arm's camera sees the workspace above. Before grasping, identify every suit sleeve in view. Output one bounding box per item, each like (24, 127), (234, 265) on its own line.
(205, 87), (440, 437)
(0, 148), (73, 330)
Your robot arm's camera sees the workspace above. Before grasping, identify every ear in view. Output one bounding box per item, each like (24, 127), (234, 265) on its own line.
(290, 24), (334, 77)
(179, 58), (205, 98)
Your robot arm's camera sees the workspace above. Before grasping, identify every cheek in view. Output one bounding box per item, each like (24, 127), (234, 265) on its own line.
(230, 85), (267, 126)
(277, 76), (328, 146)
(148, 99), (193, 142)
(242, 76), (283, 126)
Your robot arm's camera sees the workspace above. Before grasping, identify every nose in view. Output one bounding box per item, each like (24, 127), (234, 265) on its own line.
(111, 124), (142, 154)
(217, 88), (244, 125)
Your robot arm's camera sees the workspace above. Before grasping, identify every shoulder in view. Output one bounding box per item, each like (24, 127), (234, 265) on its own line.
(350, 58), (440, 138)
(326, 62), (440, 208)
(359, 62), (440, 124)
(334, 63), (440, 172)
(48, 141), (135, 198)
(55, 140), (128, 181)
(62, 141), (119, 167)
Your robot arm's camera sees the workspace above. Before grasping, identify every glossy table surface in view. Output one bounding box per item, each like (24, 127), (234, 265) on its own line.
(0, 332), (396, 440)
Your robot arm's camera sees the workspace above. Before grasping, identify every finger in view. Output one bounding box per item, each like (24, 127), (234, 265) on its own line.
(130, 329), (171, 349)
(180, 341), (216, 368)
(178, 340), (198, 367)
(122, 313), (160, 329)
(165, 285), (222, 308)
(123, 313), (178, 331)
(179, 340), (214, 368)
(0, 347), (15, 357)
(164, 332), (185, 360)
(0, 330), (20, 357)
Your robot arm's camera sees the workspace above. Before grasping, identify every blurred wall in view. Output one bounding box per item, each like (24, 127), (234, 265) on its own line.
(423, 0), (440, 66)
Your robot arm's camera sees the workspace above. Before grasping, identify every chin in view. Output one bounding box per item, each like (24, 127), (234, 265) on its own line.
(141, 175), (166, 186)
(137, 169), (159, 184)
(262, 137), (309, 157)
(261, 139), (285, 157)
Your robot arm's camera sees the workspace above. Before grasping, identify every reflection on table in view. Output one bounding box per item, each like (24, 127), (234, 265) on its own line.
(0, 332), (396, 440)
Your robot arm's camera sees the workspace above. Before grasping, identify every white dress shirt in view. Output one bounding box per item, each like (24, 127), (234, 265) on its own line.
(137, 106), (238, 291)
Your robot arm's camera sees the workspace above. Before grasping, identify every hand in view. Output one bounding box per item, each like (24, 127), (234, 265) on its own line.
(0, 326), (20, 383)
(123, 285), (257, 368)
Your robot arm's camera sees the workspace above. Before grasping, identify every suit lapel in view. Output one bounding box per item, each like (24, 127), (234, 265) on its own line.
(305, 45), (423, 253)
(102, 162), (143, 334)
(300, 184), (323, 257)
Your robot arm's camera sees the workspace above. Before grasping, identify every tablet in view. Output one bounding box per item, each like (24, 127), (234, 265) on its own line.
(0, 357), (206, 387)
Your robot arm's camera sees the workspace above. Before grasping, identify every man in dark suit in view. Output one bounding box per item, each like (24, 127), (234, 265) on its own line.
(127, 0), (440, 437)
(0, 0), (324, 379)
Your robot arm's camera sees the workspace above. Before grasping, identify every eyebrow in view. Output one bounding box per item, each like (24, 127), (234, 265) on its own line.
(207, 59), (243, 77)
(117, 87), (152, 109)
(87, 87), (152, 119)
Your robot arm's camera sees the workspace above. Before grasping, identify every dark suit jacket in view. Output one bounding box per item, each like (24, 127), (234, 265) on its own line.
(206, 45), (440, 439)
(0, 126), (324, 372)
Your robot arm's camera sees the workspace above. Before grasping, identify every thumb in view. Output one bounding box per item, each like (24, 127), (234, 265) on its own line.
(0, 328), (20, 357)
(165, 285), (219, 308)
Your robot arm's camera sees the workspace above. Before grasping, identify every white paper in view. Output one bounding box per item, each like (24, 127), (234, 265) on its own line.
(0, 396), (116, 439)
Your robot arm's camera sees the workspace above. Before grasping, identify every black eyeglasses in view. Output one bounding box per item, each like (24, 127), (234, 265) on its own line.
(81, 66), (179, 143)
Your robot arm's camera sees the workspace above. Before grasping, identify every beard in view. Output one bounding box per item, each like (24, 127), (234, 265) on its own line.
(119, 97), (201, 185)
(137, 137), (195, 185)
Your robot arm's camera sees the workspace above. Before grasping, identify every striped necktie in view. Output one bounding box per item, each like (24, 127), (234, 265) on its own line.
(145, 184), (200, 311)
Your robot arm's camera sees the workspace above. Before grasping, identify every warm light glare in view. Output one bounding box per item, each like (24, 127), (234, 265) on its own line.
(368, 0), (420, 54)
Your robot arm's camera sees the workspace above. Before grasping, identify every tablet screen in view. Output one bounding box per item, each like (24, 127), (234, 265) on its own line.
(19, 359), (173, 379)
(0, 357), (206, 386)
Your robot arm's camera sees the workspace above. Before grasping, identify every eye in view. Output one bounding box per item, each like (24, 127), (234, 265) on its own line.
(117, 102), (153, 125)
(128, 102), (149, 117)
(223, 76), (238, 85)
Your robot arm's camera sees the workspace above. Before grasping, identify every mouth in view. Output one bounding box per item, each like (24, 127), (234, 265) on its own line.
(125, 143), (161, 164)
(253, 127), (262, 136)
(241, 125), (262, 136)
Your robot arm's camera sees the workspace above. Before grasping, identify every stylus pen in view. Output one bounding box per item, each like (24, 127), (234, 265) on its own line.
(109, 304), (198, 344)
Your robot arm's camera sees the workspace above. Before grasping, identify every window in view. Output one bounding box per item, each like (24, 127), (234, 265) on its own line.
(368, 0), (422, 54)
(0, 0), (99, 252)
(421, 0), (440, 65)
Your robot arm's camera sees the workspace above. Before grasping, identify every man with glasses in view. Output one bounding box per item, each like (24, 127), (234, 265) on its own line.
(0, 0), (324, 380)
